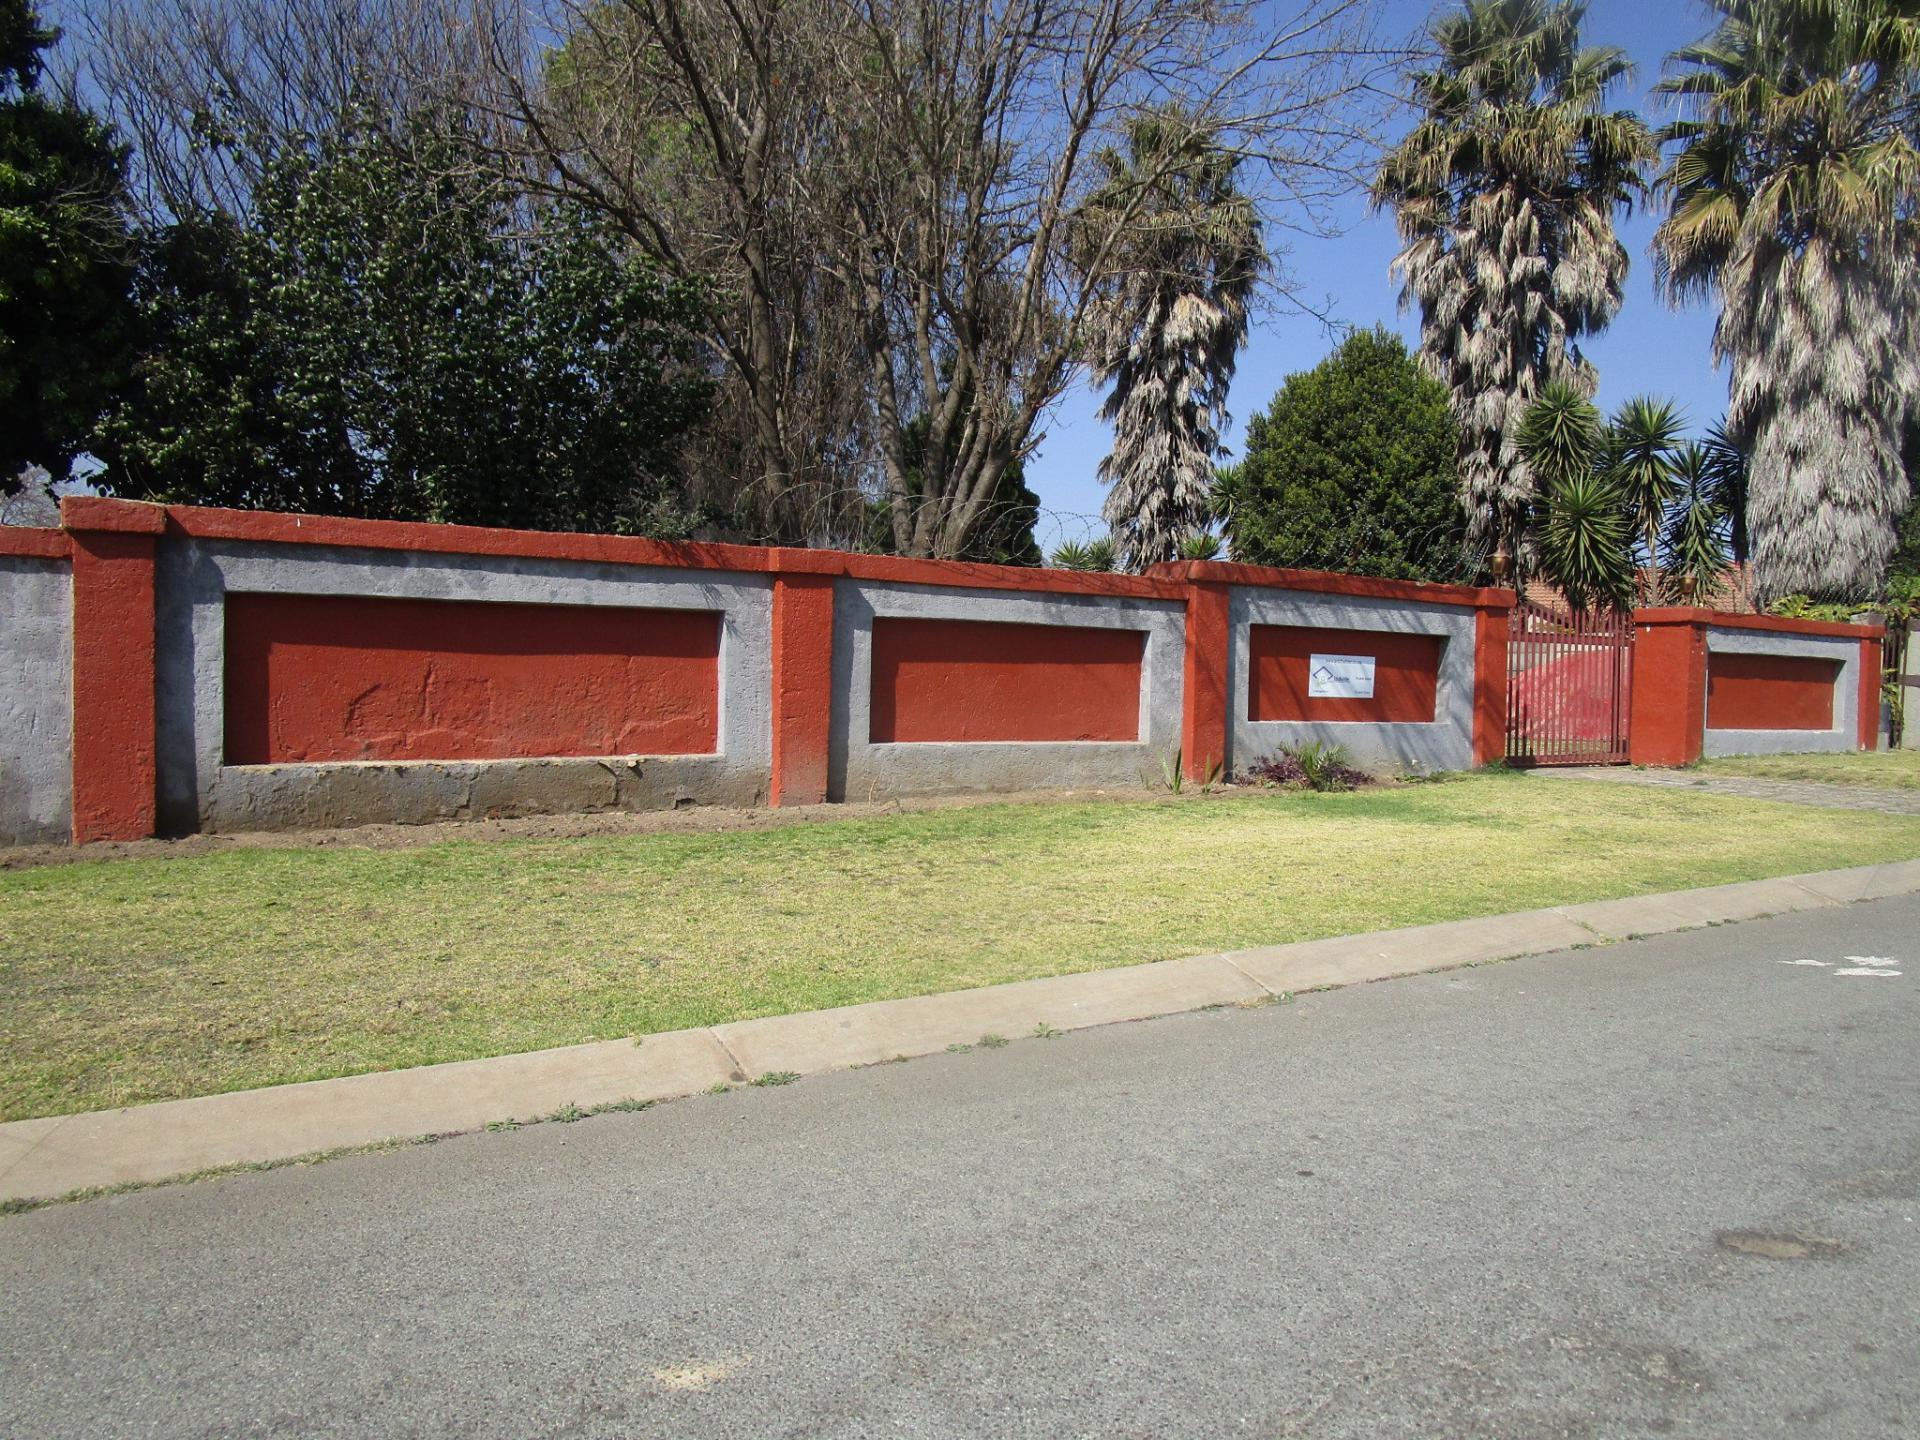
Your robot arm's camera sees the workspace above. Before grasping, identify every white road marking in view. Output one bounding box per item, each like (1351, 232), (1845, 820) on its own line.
(1778, 959), (1831, 967)
(1843, 956), (1899, 967)
(1834, 968), (1902, 978)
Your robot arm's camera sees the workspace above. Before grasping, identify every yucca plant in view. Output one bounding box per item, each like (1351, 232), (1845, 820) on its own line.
(1662, 442), (1733, 599)
(1177, 533), (1223, 561)
(1605, 396), (1686, 592)
(1517, 382), (1635, 612)
(1049, 537), (1117, 572)
(1699, 421), (1750, 564)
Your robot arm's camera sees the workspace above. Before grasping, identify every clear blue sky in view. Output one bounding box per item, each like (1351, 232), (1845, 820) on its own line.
(1025, 0), (1726, 550)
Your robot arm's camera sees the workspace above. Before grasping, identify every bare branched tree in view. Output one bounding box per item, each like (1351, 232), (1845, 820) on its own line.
(481, 0), (1396, 556)
(63, 0), (493, 221)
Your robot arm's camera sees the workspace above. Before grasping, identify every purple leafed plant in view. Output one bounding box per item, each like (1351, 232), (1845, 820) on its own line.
(1244, 742), (1371, 792)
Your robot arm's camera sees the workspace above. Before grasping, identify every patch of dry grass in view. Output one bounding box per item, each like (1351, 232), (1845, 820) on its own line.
(5, 772), (1918, 1120)
(1697, 749), (1920, 790)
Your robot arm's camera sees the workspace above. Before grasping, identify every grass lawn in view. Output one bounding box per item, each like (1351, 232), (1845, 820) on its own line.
(5, 771), (1920, 1122)
(1697, 749), (1920, 790)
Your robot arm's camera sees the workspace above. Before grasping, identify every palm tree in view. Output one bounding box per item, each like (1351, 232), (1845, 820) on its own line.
(1374, 0), (1656, 564)
(1515, 381), (1636, 612)
(1653, 0), (1920, 604)
(1605, 396), (1686, 597)
(1082, 107), (1265, 572)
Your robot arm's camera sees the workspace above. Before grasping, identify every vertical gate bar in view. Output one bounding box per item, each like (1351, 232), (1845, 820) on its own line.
(1544, 611), (1555, 762)
(1555, 614), (1567, 762)
(1616, 611), (1628, 760)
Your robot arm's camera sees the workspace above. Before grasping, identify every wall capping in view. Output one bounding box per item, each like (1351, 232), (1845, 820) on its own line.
(1150, 559), (1514, 611)
(1636, 606), (1883, 641)
(144, 500), (1187, 599)
(61, 496), (168, 534)
(0, 526), (72, 558)
(46, 498), (1522, 609)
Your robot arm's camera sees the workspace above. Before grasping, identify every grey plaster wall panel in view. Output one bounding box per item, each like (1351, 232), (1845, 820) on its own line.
(0, 555), (73, 843)
(154, 538), (773, 832)
(830, 580), (1186, 800)
(1227, 588), (1477, 775)
(1701, 627), (1861, 758)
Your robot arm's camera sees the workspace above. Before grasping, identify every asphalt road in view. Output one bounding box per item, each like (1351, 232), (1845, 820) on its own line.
(4, 896), (1917, 1439)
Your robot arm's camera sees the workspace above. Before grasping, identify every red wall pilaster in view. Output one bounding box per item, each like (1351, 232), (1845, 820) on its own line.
(63, 498), (167, 843)
(1860, 637), (1882, 751)
(1472, 605), (1512, 766)
(769, 570), (836, 806)
(1628, 613), (1708, 767)
(1181, 580), (1232, 781)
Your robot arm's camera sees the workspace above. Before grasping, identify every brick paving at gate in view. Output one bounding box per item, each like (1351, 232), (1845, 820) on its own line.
(1535, 767), (1920, 817)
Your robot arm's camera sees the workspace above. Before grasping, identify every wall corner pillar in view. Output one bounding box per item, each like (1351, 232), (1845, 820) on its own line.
(1860, 634), (1884, 751)
(62, 497), (167, 843)
(769, 568), (837, 806)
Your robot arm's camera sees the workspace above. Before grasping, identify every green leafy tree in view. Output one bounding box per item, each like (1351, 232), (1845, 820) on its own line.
(1653, 0), (1920, 604)
(1373, 0), (1656, 560)
(1219, 328), (1466, 581)
(0, 0), (134, 492)
(95, 111), (712, 534)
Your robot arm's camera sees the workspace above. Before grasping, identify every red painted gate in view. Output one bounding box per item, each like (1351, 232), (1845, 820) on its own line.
(1505, 602), (1633, 765)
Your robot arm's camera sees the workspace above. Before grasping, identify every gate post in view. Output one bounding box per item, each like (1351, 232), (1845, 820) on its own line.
(1628, 609), (1709, 767)
(1472, 602), (1512, 767)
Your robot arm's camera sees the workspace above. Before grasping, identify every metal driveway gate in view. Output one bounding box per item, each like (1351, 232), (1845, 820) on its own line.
(1505, 602), (1633, 765)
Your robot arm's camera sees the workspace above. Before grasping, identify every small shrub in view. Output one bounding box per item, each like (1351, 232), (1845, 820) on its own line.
(1161, 743), (1185, 793)
(1769, 594), (1864, 623)
(1246, 741), (1371, 792)
(1177, 532), (1223, 561)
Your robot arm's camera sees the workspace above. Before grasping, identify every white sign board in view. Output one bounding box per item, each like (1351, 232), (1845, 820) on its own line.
(1308, 654), (1376, 700)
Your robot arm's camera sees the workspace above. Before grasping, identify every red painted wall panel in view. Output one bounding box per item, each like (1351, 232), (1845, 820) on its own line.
(1248, 625), (1443, 724)
(870, 618), (1143, 743)
(1706, 652), (1839, 731)
(224, 594), (720, 764)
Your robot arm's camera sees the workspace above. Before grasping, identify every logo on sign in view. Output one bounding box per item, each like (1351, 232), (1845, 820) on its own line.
(1308, 654), (1376, 699)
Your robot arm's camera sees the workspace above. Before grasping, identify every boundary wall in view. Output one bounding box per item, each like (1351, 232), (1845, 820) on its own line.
(1629, 609), (1884, 766)
(1, 499), (1513, 843)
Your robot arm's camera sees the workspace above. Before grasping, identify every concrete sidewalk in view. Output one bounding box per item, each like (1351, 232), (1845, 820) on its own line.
(5, 858), (1918, 1207)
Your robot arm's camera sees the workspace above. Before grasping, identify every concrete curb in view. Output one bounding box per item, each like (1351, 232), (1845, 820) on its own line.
(5, 857), (1918, 1206)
